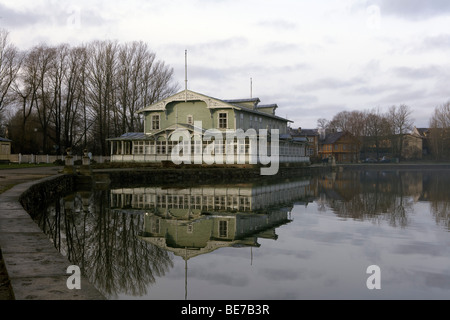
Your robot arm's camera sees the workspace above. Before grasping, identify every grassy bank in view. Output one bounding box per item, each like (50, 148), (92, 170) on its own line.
(0, 163), (58, 170)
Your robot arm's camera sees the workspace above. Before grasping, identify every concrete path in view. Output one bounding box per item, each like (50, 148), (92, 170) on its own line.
(0, 166), (105, 300)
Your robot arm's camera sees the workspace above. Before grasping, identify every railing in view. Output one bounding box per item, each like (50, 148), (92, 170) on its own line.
(7, 154), (110, 164)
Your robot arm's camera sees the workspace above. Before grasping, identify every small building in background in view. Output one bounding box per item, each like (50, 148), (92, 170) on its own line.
(289, 128), (320, 161)
(318, 131), (360, 163)
(0, 137), (12, 163)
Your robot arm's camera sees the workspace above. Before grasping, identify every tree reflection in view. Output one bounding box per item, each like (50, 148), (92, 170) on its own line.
(421, 171), (450, 231)
(33, 189), (174, 299)
(31, 169), (450, 300)
(317, 170), (426, 228)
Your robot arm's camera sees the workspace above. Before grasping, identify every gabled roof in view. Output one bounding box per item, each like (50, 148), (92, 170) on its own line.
(137, 89), (292, 122)
(320, 131), (346, 144)
(289, 128), (319, 137)
(415, 128), (430, 137)
(223, 98), (261, 105)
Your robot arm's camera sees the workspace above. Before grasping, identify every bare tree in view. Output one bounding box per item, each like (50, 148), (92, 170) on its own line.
(429, 101), (450, 160)
(85, 40), (119, 155)
(0, 29), (22, 118)
(328, 110), (366, 138)
(4, 34), (179, 156)
(11, 44), (53, 151)
(387, 104), (414, 158)
(363, 108), (390, 160)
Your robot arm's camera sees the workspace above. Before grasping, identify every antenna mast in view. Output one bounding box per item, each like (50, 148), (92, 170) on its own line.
(250, 77), (252, 98)
(185, 50), (188, 102)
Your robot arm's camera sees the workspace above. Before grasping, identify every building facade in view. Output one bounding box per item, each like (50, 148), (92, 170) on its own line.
(108, 90), (309, 166)
(290, 128), (320, 160)
(318, 131), (360, 163)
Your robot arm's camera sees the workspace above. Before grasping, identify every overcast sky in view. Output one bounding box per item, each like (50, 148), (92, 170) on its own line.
(1, 0), (449, 129)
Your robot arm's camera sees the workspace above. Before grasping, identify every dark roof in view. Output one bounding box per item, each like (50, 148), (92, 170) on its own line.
(0, 137), (12, 142)
(320, 131), (346, 144)
(416, 128), (429, 136)
(222, 98), (260, 104)
(289, 128), (319, 137)
(107, 132), (149, 141)
(257, 104), (278, 109)
(293, 137), (308, 143)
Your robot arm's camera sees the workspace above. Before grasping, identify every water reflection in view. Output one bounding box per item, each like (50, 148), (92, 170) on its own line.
(35, 190), (174, 299)
(34, 178), (313, 299)
(314, 170), (449, 230)
(112, 181), (311, 257)
(33, 169), (450, 299)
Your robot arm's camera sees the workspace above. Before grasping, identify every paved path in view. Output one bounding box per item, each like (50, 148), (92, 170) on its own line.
(0, 166), (105, 300)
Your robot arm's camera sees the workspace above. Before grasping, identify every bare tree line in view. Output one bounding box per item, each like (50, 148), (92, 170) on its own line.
(0, 29), (179, 156)
(317, 105), (414, 159)
(318, 101), (450, 160)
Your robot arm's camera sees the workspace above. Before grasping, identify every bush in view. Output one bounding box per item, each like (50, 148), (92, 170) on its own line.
(53, 159), (64, 165)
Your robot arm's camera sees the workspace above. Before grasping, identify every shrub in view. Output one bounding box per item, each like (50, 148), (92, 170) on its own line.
(53, 159), (64, 165)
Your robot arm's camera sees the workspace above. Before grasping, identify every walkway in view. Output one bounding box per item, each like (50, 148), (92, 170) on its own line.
(0, 166), (105, 300)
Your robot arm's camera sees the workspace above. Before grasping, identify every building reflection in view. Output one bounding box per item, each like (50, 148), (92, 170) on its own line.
(33, 169), (449, 299)
(110, 179), (312, 260)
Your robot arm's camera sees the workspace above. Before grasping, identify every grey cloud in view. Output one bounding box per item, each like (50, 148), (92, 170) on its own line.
(421, 34), (450, 51)
(352, 84), (409, 96)
(0, 3), (43, 27)
(262, 42), (302, 54)
(375, 88), (429, 107)
(362, 0), (450, 20)
(392, 65), (443, 79)
(193, 37), (249, 52)
(298, 77), (366, 92)
(165, 37), (249, 56)
(257, 19), (297, 30)
(0, 2), (107, 30)
(282, 94), (319, 106)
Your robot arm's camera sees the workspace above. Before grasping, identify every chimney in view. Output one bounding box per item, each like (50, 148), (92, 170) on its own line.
(319, 128), (326, 140)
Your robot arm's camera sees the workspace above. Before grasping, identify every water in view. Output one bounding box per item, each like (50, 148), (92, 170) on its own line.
(34, 169), (450, 300)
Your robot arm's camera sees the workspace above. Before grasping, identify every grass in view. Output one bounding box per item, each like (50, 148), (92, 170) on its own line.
(0, 163), (59, 170)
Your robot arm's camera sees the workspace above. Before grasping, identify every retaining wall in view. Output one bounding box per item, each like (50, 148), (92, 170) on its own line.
(0, 174), (105, 300)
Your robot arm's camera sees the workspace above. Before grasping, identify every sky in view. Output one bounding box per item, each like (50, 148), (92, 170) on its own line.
(1, 0), (449, 129)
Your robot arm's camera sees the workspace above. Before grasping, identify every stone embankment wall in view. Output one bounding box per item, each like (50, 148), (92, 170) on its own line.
(102, 165), (332, 188)
(19, 174), (75, 219)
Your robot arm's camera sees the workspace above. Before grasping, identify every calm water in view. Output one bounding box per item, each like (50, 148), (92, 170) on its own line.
(34, 169), (450, 300)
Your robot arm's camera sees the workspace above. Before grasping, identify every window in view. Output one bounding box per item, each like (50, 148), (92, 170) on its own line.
(219, 112), (227, 129)
(219, 220), (228, 238)
(187, 115), (193, 125)
(151, 115), (160, 130)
